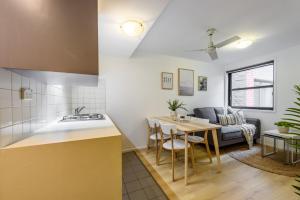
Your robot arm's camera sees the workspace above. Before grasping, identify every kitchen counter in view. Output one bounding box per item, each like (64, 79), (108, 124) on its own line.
(4, 114), (120, 149)
(0, 114), (122, 200)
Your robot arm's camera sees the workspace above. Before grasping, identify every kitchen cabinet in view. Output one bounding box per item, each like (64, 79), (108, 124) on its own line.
(0, 115), (121, 200)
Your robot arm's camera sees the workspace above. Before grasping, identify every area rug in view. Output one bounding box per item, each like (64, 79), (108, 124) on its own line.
(227, 145), (300, 177)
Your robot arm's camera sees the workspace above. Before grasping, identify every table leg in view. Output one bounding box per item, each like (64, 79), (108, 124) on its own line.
(286, 140), (290, 164)
(261, 135), (264, 156)
(212, 129), (221, 173)
(184, 132), (188, 185)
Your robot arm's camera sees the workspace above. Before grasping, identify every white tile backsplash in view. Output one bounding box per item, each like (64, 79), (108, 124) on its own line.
(12, 73), (22, 91)
(12, 91), (22, 107)
(12, 107), (22, 125)
(21, 76), (30, 88)
(0, 89), (12, 109)
(72, 85), (106, 115)
(0, 126), (13, 147)
(12, 123), (23, 142)
(22, 122), (30, 138)
(30, 79), (36, 92)
(0, 108), (12, 128)
(0, 68), (73, 148)
(0, 68), (12, 90)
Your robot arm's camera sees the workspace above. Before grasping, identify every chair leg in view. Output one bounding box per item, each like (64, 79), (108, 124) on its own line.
(155, 139), (159, 165)
(157, 141), (163, 165)
(205, 141), (212, 163)
(192, 143), (196, 160)
(147, 128), (151, 150)
(189, 147), (195, 169)
(172, 149), (175, 181)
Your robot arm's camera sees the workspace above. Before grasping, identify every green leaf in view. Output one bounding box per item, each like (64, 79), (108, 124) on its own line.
(167, 99), (187, 111)
(282, 118), (300, 124)
(293, 185), (300, 191)
(284, 114), (300, 119)
(286, 108), (300, 115)
(295, 102), (300, 107)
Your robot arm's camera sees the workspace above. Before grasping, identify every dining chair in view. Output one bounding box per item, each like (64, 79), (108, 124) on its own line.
(180, 117), (212, 163)
(158, 122), (195, 181)
(146, 118), (170, 165)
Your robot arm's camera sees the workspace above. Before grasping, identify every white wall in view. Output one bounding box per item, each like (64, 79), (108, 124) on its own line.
(100, 55), (224, 150)
(225, 44), (300, 132)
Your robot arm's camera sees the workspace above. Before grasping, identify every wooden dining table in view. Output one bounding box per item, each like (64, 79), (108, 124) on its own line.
(153, 116), (222, 185)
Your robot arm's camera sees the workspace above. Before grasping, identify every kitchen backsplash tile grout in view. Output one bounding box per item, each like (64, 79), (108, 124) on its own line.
(0, 68), (73, 147)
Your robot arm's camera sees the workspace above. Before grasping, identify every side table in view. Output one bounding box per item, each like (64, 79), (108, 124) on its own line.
(262, 130), (300, 165)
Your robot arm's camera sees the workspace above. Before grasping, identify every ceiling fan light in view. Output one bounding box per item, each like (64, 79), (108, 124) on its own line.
(235, 39), (253, 49)
(120, 20), (144, 37)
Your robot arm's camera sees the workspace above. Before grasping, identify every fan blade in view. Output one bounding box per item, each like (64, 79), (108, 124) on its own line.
(215, 36), (240, 48)
(208, 49), (218, 60)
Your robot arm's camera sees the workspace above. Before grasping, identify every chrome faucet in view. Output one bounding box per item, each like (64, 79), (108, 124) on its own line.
(75, 106), (86, 115)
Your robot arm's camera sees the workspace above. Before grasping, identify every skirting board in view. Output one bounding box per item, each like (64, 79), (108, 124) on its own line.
(122, 145), (147, 153)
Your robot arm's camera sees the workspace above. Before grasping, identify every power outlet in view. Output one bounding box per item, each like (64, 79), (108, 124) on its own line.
(21, 88), (33, 100)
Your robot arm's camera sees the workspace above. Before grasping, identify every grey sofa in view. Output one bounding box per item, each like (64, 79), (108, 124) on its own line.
(192, 107), (261, 148)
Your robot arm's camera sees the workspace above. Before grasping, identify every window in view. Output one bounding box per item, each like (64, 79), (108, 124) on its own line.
(227, 61), (274, 110)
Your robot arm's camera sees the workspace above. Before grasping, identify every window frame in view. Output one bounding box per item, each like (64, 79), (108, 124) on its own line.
(227, 61), (275, 111)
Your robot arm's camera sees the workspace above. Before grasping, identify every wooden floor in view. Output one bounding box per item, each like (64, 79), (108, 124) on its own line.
(136, 146), (298, 200)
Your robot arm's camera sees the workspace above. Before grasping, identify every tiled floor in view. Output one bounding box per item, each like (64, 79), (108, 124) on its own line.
(122, 152), (168, 200)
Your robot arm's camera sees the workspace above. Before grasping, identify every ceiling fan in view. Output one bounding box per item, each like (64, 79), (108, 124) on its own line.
(188, 28), (240, 60)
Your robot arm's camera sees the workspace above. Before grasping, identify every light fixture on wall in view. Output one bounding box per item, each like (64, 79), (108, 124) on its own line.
(235, 39), (253, 49)
(120, 20), (144, 37)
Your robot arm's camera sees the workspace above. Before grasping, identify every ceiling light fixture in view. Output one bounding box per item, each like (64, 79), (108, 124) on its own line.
(120, 20), (144, 37)
(235, 39), (253, 49)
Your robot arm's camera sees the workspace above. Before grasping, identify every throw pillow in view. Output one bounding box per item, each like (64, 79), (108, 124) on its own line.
(217, 114), (236, 126)
(228, 107), (246, 125)
(218, 114), (228, 126)
(226, 114), (236, 125)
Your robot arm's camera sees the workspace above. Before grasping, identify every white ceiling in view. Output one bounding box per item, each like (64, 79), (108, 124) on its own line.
(98, 0), (170, 57)
(100, 0), (300, 65)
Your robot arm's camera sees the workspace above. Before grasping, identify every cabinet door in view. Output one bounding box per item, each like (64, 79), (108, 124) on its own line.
(0, 0), (98, 75)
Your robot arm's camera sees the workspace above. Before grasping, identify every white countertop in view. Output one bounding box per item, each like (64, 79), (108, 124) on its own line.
(3, 114), (121, 149)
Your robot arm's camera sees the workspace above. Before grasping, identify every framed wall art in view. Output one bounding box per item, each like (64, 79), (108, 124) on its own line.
(198, 76), (208, 91)
(161, 72), (173, 90)
(178, 68), (194, 96)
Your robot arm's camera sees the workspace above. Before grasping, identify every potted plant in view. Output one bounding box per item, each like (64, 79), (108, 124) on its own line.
(274, 121), (291, 133)
(167, 99), (187, 120)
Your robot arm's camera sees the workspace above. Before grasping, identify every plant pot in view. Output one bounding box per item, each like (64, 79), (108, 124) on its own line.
(170, 110), (177, 121)
(277, 126), (289, 133)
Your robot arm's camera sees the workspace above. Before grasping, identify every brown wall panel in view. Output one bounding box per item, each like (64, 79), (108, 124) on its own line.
(0, 0), (98, 75)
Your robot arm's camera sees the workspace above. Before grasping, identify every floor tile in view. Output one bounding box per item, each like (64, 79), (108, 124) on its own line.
(144, 185), (164, 199)
(139, 177), (156, 188)
(123, 172), (137, 183)
(128, 190), (148, 200)
(122, 194), (129, 200)
(125, 180), (143, 193)
(136, 170), (150, 179)
(122, 152), (167, 200)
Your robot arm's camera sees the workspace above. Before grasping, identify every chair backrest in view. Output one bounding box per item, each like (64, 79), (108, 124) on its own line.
(159, 123), (177, 135)
(190, 117), (209, 124)
(147, 118), (160, 129)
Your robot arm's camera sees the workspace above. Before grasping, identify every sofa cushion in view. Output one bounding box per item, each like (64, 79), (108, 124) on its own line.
(214, 107), (225, 115)
(221, 126), (243, 140)
(194, 107), (218, 124)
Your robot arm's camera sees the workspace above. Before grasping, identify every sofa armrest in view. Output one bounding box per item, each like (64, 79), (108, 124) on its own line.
(246, 118), (261, 138)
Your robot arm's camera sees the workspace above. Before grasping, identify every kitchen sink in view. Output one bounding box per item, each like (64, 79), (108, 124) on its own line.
(60, 113), (105, 122)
